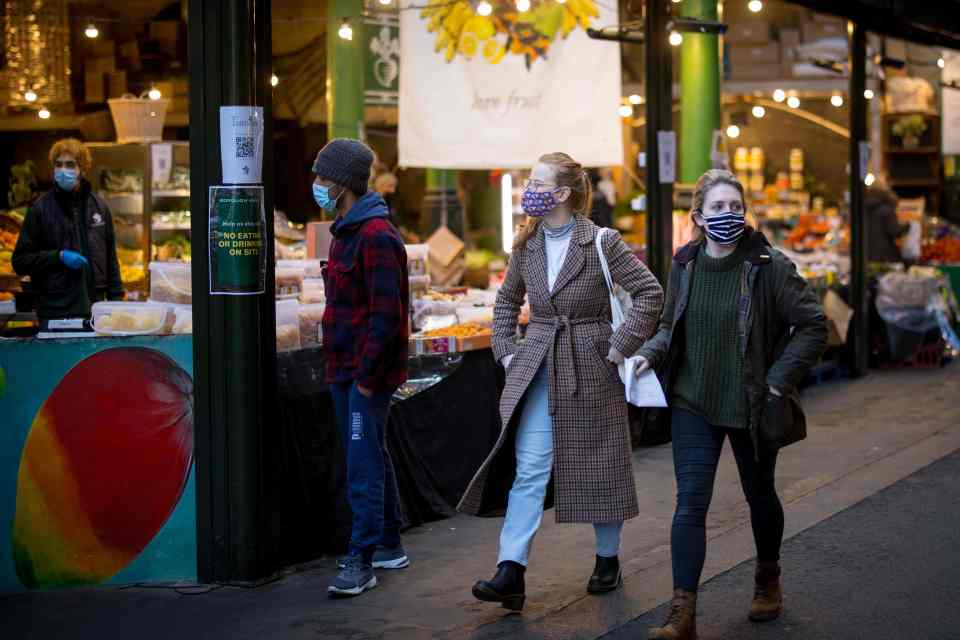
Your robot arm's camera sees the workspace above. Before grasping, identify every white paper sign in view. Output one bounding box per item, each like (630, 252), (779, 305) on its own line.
(621, 360), (668, 408)
(858, 141), (871, 180)
(399, 2), (622, 169)
(151, 143), (173, 187)
(219, 106), (264, 184)
(658, 130), (676, 184)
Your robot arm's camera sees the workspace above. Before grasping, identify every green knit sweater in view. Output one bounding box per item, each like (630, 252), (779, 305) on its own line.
(673, 244), (749, 429)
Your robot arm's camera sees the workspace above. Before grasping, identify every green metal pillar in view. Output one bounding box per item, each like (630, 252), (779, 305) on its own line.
(679, 0), (721, 183)
(327, 0), (365, 140)
(422, 168), (464, 238)
(189, 0), (276, 583)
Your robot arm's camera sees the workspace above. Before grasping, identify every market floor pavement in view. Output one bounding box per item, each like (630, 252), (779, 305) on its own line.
(3, 363), (959, 640)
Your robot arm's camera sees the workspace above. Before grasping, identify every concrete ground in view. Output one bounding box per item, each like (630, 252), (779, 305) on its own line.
(2, 363), (959, 640)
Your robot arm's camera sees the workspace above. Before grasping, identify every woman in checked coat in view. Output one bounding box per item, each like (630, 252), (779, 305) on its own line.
(458, 152), (664, 610)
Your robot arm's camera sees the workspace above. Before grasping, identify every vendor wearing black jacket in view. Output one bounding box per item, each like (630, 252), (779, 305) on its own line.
(12, 138), (124, 319)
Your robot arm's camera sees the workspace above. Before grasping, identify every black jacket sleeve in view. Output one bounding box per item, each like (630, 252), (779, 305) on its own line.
(11, 207), (61, 277)
(103, 205), (125, 300)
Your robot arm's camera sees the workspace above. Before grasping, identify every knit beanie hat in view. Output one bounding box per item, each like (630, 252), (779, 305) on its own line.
(312, 138), (374, 196)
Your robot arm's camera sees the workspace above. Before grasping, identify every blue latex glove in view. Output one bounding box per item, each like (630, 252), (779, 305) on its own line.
(60, 250), (88, 270)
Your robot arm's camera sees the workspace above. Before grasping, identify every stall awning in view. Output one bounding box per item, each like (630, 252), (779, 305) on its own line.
(788, 1), (960, 50)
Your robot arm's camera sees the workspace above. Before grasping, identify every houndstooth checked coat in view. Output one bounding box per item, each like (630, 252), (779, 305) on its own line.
(457, 215), (664, 523)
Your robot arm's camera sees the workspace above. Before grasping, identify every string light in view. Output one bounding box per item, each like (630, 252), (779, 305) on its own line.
(772, 89), (786, 103)
(338, 18), (354, 41)
(752, 105), (765, 118)
(787, 96), (800, 109)
(726, 125), (741, 138)
(516, 0), (531, 11)
(148, 87), (162, 100)
(378, 0), (393, 5)
(748, 0), (763, 12)
(24, 90), (37, 103)
(84, 23), (99, 39)
(831, 93), (844, 107)
(271, 74), (279, 87)
(864, 172), (876, 186)
(628, 94), (643, 105)
(669, 31), (683, 46)
(38, 108), (51, 120)
(619, 104), (633, 118)
(938, 57), (946, 69)
(477, 1), (493, 16)
(864, 89), (875, 100)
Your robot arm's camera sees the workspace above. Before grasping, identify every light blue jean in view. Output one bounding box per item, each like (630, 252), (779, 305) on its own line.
(498, 366), (624, 566)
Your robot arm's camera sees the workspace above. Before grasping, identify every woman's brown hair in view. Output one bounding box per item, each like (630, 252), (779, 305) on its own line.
(689, 169), (747, 243)
(513, 152), (593, 251)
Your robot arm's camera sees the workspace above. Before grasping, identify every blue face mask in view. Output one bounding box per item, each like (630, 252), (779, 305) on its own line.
(312, 183), (340, 212)
(54, 168), (79, 191)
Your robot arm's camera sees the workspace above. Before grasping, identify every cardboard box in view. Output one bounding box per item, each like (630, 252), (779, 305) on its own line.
(728, 43), (780, 66)
(107, 71), (127, 98)
(729, 63), (782, 81)
(727, 21), (771, 44)
(812, 11), (844, 24)
(169, 96), (189, 113)
(84, 70), (106, 103)
(802, 20), (845, 42)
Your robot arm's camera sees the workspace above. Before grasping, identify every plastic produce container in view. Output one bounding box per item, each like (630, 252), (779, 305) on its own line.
(298, 302), (325, 349)
(149, 261), (192, 304)
(276, 298), (301, 352)
(92, 301), (170, 335)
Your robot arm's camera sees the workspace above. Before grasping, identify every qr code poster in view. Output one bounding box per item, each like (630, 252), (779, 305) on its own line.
(219, 106), (264, 184)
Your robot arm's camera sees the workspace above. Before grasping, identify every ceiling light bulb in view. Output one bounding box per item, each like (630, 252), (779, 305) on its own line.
(628, 94), (643, 105)
(831, 94), (844, 107)
(379, 0), (393, 5)
(24, 90), (37, 103)
(619, 104), (633, 118)
(557, 0), (566, 4)
(772, 89), (786, 103)
(148, 87), (162, 100)
(477, 1), (493, 15)
(669, 31), (683, 46)
(864, 89), (875, 100)
(938, 57), (946, 69)
(516, 0), (531, 11)
(748, 0), (763, 13)
(271, 74), (279, 87)
(752, 105), (766, 118)
(864, 172), (876, 186)
(338, 19), (354, 41)
(787, 96), (800, 108)
(38, 108), (51, 120)
(84, 24), (99, 39)
(726, 125), (741, 139)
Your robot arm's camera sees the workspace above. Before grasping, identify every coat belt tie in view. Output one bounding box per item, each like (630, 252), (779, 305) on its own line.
(530, 315), (606, 415)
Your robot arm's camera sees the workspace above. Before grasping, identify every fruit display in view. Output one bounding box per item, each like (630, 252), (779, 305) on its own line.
(92, 302), (168, 335)
(421, 322), (490, 338)
(922, 237), (960, 264)
(1, 212), (23, 279)
(12, 348), (193, 588)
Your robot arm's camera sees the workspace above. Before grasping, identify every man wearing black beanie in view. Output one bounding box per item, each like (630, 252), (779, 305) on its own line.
(315, 138), (411, 598)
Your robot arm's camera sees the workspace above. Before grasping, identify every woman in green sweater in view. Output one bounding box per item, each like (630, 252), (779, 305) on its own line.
(635, 170), (827, 640)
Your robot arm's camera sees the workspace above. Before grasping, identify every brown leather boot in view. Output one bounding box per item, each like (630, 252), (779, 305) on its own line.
(648, 589), (697, 639)
(749, 562), (783, 622)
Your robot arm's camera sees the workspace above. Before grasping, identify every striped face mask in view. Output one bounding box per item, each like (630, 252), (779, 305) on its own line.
(700, 211), (746, 245)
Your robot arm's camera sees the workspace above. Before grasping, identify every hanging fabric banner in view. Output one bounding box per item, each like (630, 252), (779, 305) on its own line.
(399, 0), (623, 169)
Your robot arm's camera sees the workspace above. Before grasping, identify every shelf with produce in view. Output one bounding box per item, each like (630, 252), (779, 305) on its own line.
(152, 223), (193, 231)
(885, 147), (940, 155)
(152, 189), (191, 198)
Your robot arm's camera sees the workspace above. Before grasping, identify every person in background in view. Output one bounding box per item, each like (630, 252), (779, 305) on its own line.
(374, 171), (400, 224)
(865, 176), (909, 264)
(460, 152), (663, 610)
(12, 138), (124, 323)
(588, 169), (615, 230)
(314, 138), (411, 598)
(635, 170), (827, 639)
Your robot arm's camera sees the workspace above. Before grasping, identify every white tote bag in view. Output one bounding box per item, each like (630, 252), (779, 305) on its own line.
(595, 228), (667, 408)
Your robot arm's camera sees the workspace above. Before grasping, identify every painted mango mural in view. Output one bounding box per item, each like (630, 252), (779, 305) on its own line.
(0, 337), (197, 592)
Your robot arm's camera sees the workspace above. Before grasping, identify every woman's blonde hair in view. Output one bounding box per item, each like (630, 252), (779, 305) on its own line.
(49, 138), (92, 174)
(689, 169), (747, 243)
(513, 152), (593, 251)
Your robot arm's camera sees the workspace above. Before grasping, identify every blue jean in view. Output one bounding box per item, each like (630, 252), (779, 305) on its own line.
(331, 381), (403, 563)
(498, 366), (623, 566)
(670, 408), (784, 592)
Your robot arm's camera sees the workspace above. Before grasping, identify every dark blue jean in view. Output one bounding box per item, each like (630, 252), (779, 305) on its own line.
(331, 381), (403, 563)
(671, 408), (784, 592)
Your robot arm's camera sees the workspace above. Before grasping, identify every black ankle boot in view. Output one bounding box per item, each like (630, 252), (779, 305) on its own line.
(472, 561), (526, 611)
(587, 555), (622, 594)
